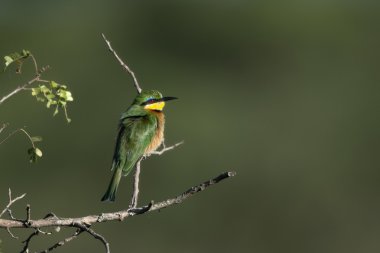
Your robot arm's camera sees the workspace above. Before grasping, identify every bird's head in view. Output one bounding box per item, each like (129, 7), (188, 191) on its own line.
(134, 90), (177, 111)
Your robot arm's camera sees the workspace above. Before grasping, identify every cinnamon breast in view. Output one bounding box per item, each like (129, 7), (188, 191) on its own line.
(144, 111), (165, 154)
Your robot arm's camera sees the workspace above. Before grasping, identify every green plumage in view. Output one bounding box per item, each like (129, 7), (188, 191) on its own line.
(101, 90), (176, 202)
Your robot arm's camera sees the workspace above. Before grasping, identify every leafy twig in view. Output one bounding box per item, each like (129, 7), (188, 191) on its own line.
(0, 127), (43, 162)
(1, 50), (73, 121)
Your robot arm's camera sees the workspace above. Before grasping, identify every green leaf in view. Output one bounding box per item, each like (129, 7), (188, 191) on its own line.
(4, 56), (13, 67)
(50, 81), (59, 88)
(31, 136), (43, 142)
(3, 50), (31, 71)
(35, 148), (43, 157)
(39, 85), (50, 93)
(53, 106), (59, 116)
(31, 88), (40, 96)
(22, 50), (30, 57)
(65, 91), (73, 101)
(46, 93), (55, 100)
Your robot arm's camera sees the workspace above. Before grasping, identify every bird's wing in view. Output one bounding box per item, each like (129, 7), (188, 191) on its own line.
(111, 115), (157, 176)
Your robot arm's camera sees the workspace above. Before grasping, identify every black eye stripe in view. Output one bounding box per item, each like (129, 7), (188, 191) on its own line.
(141, 98), (158, 106)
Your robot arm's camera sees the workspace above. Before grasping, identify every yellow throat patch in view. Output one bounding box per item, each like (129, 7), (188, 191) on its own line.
(144, 101), (165, 111)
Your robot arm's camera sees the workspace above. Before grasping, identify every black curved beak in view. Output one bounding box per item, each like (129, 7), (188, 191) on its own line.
(142, 97), (178, 106)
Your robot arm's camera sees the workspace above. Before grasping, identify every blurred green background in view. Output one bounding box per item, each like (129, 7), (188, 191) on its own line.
(1, 0), (380, 252)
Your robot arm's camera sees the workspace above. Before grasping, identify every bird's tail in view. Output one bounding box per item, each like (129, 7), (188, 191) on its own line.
(101, 168), (123, 202)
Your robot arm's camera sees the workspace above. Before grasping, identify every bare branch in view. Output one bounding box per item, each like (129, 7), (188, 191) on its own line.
(0, 189), (26, 218)
(0, 171), (236, 229)
(101, 33), (142, 94)
(130, 159), (142, 208)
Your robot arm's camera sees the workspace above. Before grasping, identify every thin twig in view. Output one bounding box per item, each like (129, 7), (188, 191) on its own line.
(7, 209), (17, 220)
(0, 189), (26, 218)
(73, 222), (110, 253)
(0, 123), (8, 134)
(130, 159), (142, 208)
(21, 229), (39, 253)
(0, 75), (40, 105)
(30, 54), (39, 75)
(149, 141), (184, 156)
(0, 128), (36, 148)
(101, 33), (142, 94)
(6, 227), (18, 239)
(37, 229), (83, 253)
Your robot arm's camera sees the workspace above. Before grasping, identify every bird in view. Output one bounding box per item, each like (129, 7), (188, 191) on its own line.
(101, 90), (177, 202)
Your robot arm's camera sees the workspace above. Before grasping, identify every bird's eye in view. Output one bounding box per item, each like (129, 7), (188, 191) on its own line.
(142, 98), (155, 106)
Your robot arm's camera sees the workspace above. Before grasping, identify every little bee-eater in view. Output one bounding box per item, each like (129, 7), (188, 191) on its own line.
(101, 90), (177, 202)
